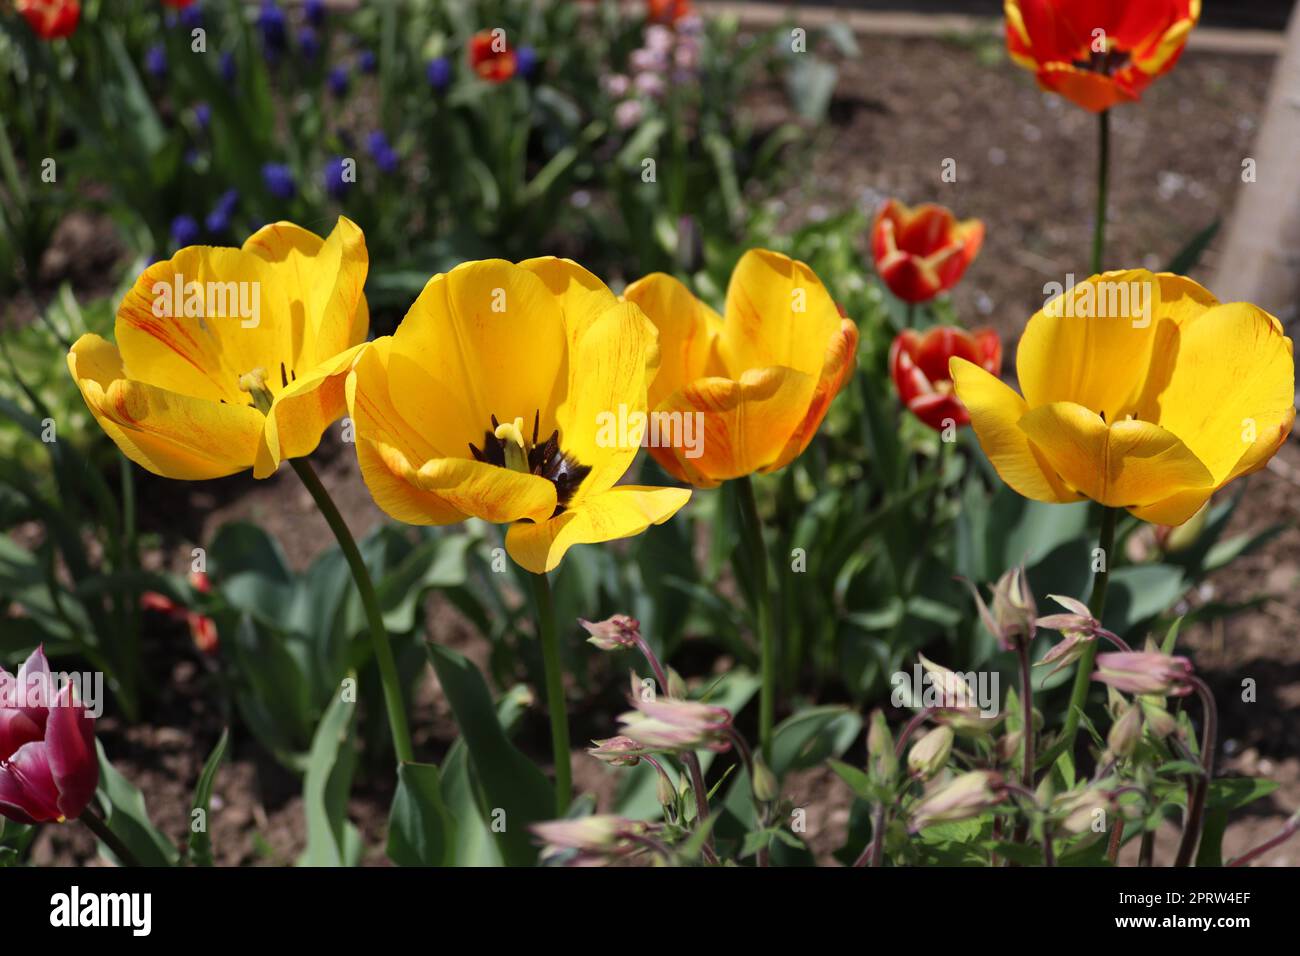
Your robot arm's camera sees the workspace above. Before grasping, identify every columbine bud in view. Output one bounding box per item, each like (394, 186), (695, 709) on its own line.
(964, 567), (1036, 651)
(1140, 700), (1178, 739)
(909, 770), (1005, 832)
(656, 769), (677, 809)
(918, 656), (1000, 734)
(1094, 652), (1194, 697)
(588, 736), (642, 766)
(751, 756), (780, 803)
(908, 725), (953, 781)
(1053, 785), (1116, 836)
(618, 696), (733, 752)
(530, 815), (655, 866)
(1107, 702), (1142, 759)
(580, 615), (641, 651)
(1035, 595), (1118, 676)
(867, 709), (898, 786)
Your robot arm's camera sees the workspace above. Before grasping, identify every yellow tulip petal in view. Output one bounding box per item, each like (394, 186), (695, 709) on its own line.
(242, 216), (370, 367)
(769, 317), (859, 472)
(555, 301), (659, 500)
(518, 256), (621, 354)
(354, 436), (470, 526)
(505, 485), (691, 574)
(254, 342), (368, 478)
(949, 358), (1077, 503)
(1018, 402), (1214, 509)
(115, 247), (291, 404)
(412, 457), (556, 525)
(718, 249), (842, 379)
(1139, 300), (1294, 487)
(1129, 488), (1215, 528)
(68, 334), (264, 480)
(388, 260), (567, 458)
(654, 367), (817, 487)
(1016, 270), (1165, 423)
(623, 272), (719, 409)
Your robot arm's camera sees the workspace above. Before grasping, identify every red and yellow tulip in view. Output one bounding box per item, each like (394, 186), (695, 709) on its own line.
(1005, 0), (1201, 112)
(871, 200), (984, 304)
(345, 257), (691, 574)
(624, 250), (858, 487)
(951, 271), (1294, 526)
(67, 218), (369, 481)
(891, 326), (1001, 431)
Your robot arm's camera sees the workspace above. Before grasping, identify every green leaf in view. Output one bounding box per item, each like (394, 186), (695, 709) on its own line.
(387, 762), (456, 866)
(95, 741), (178, 867)
(298, 686), (361, 867)
(770, 706), (862, 777)
(1103, 564), (1187, 635)
(1164, 220), (1220, 275)
(187, 730), (229, 867)
(426, 643), (552, 865)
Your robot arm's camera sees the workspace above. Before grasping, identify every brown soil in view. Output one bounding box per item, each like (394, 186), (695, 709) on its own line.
(28, 32), (1300, 867)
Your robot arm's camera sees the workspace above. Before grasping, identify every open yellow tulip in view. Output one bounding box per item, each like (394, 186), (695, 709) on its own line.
(67, 217), (369, 480)
(345, 257), (691, 574)
(623, 249), (859, 487)
(951, 270), (1294, 526)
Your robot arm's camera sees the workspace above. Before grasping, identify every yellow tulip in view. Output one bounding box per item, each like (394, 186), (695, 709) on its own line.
(623, 249), (859, 487)
(67, 217), (369, 480)
(951, 270), (1295, 526)
(345, 257), (691, 574)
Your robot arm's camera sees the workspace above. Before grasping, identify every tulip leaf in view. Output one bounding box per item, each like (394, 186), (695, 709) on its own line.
(387, 762), (456, 866)
(95, 741), (179, 867)
(1102, 564), (1188, 636)
(187, 729), (229, 867)
(426, 642), (552, 866)
(770, 706), (863, 777)
(1165, 219), (1220, 275)
(299, 686), (361, 867)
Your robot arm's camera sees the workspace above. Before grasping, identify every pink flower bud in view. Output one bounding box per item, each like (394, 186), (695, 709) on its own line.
(580, 615), (641, 651)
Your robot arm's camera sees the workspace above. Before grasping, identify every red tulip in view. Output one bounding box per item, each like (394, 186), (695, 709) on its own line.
(1006, 0), (1200, 113)
(891, 326), (1001, 431)
(871, 200), (984, 304)
(0, 648), (98, 824)
(141, 571), (220, 655)
(647, 0), (693, 23)
(468, 30), (517, 83)
(16, 0), (80, 40)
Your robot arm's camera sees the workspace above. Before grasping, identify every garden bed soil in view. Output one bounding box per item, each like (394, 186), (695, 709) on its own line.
(30, 31), (1300, 866)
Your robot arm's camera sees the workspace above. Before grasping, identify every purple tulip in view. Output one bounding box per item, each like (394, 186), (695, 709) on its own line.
(328, 65), (349, 97)
(516, 45), (538, 78)
(0, 648), (98, 825)
(170, 214), (200, 247)
(323, 156), (352, 199)
(261, 162), (296, 200)
(144, 44), (168, 79)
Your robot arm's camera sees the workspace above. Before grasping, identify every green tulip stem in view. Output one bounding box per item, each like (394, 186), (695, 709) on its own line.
(735, 475), (777, 764)
(290, 457), (414, 765)
(1092, 110), (1111, 274)
(1054, 506), (1118, 767)
(81, 803), (143, 868)
(529, 570), (572, 814)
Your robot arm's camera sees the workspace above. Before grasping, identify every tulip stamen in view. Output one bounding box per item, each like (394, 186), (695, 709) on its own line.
(468, 409), (591, 516)
(1074, 47), (1131, 76)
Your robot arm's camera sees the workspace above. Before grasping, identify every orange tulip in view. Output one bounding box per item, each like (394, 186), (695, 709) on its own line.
(1005, 0), (1201, 112)
(871, 200), (984, 305)
(624, 250), (858, 488)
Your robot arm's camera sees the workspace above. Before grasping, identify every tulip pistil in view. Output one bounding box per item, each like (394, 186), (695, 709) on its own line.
(469, 410), (591, 516)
